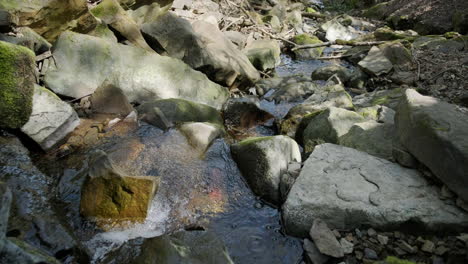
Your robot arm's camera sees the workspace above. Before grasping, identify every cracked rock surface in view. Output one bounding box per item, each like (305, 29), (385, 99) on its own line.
(282, 143), (468, 237)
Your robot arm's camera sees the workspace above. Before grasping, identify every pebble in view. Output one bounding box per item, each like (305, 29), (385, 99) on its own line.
(377, 234), (389, 245)
(355, 250), (363, 260)
(310, 219), (344, 258)
(363, 248), (378, 260)
(435, 246), (449, 256)
(355, 229), (363, 238)
(303, 239), (329, 264)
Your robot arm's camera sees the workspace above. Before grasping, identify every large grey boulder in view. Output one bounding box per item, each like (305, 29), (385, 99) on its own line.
(231, 136), (301, 204)
(395, 89), (468, 202)
(302, 107), (365, 152)
(141, 14), (260, 88)
(339, 120), (395, 160)
(21, 85), (80, 150)
(283, 143), (468, 237)
(43, 31), (228, 109)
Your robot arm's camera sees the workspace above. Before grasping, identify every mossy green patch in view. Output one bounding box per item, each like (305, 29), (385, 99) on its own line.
(305, 7), (317, 13)
(0, 41), (35, 129)
(90, 0), (121, 20)
(380, 256), (418, 264)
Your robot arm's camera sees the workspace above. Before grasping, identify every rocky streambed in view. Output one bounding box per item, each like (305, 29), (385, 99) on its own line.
(1, 0), (468, 264)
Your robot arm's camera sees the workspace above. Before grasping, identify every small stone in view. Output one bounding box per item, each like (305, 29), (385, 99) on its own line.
(394, 231), (402, 239)
(356, 229), (363, 238)
(394, 247), (406, 256)
(310, 219), (344, 258)
(398, 240), (416, 253)
(364, 248), (378, 260)
(355, 250), (363, 260)
(435, 246), (449, 256)
(303, 239), (329, 264)
(340, 238), (354, 254)
(377, 235), (389, 245)
(367, 228), (377, 237)
(421, 240), (435, 253)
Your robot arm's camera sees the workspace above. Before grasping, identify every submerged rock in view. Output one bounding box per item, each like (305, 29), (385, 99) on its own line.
(21, 85), (80, 150)
(80, 150), (159, 221)
(90, 82), (134, 117)
(103, 230), (234, 263)
(138, 98), (223, 130)
(0, 135), (85, 261)
(44, 31), (228, 109)
(311, 64), (351, 83)
(283, 143), (468, 237)
(244, 39), (281, 71)
(257, 75), (317, 102)
(395, 89), (468, 202)
(142, 14), (260, 88)
(223, 97), (273, 129)
(231, 136), (301, 204)
(0, 41), (35, 129)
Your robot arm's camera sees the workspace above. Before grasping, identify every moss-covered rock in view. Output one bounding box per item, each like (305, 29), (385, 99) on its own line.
(138, 98), (223, 129)
(377, 256), (418, 264)
(0, 41), (35, 129)
(0, 0), (97, 42)
(80, 150), (159, 221)
(362, 2), (390, 20)
(244, 39), (281, 71)
(374, 27), (413, 41)
(292, 34), (324, 60)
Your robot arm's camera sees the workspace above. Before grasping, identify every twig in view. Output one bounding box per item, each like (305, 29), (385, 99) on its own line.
(314, 54), (352, 60)
(68, 93), (93, 103)
(291, 42), (332, 51)
(36, 51), (52, 62)
(292, 40), (388, 51)
(259, 28), (297, 46)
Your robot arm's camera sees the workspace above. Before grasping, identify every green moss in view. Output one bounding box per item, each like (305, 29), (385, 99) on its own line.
(293, 34), (321, 45)
(305, 7), (317, 13)
(90, 0), (121, 19)
(444, 32), (461, 39)
(0, 41), (35, 129)
(381, 256), (417, 264)
(374, 27), (408, 41)
(363, 2), (389, 19)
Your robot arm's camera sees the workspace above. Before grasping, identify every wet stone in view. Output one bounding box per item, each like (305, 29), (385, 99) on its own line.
(364, 248), (378, 260)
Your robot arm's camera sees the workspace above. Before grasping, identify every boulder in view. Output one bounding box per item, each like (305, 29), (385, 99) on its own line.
(43, 31), (228, 109)
(142, 14), (260, 88)
(339, 120), (395, 160)
(88, 22), (118, 42)
(21, 85), (80, 150)
(127, 0), (173, 25)
(302, 107), (365, 152)
(231, 136), (301, 204)
(379, 42), (414, 72)
(358, 46), (393, 76)
(0, 27), (51, 55)
(90, 82), (134, 117)
(395, 89), (468, 202)
(138, 98), (223, 130)
(0, 0), (97, 42)
(0, 41), (36, 129)
(311, 65), (351, 83)
(303, 239), (329, 264)
(90, 0), (153, 52)
(244, 39), (281, 71)
(283, 143), (468, 237)
(178, 122), (224, 151)
(80, 150), (159, 221)
(292, 34), (324, 60)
